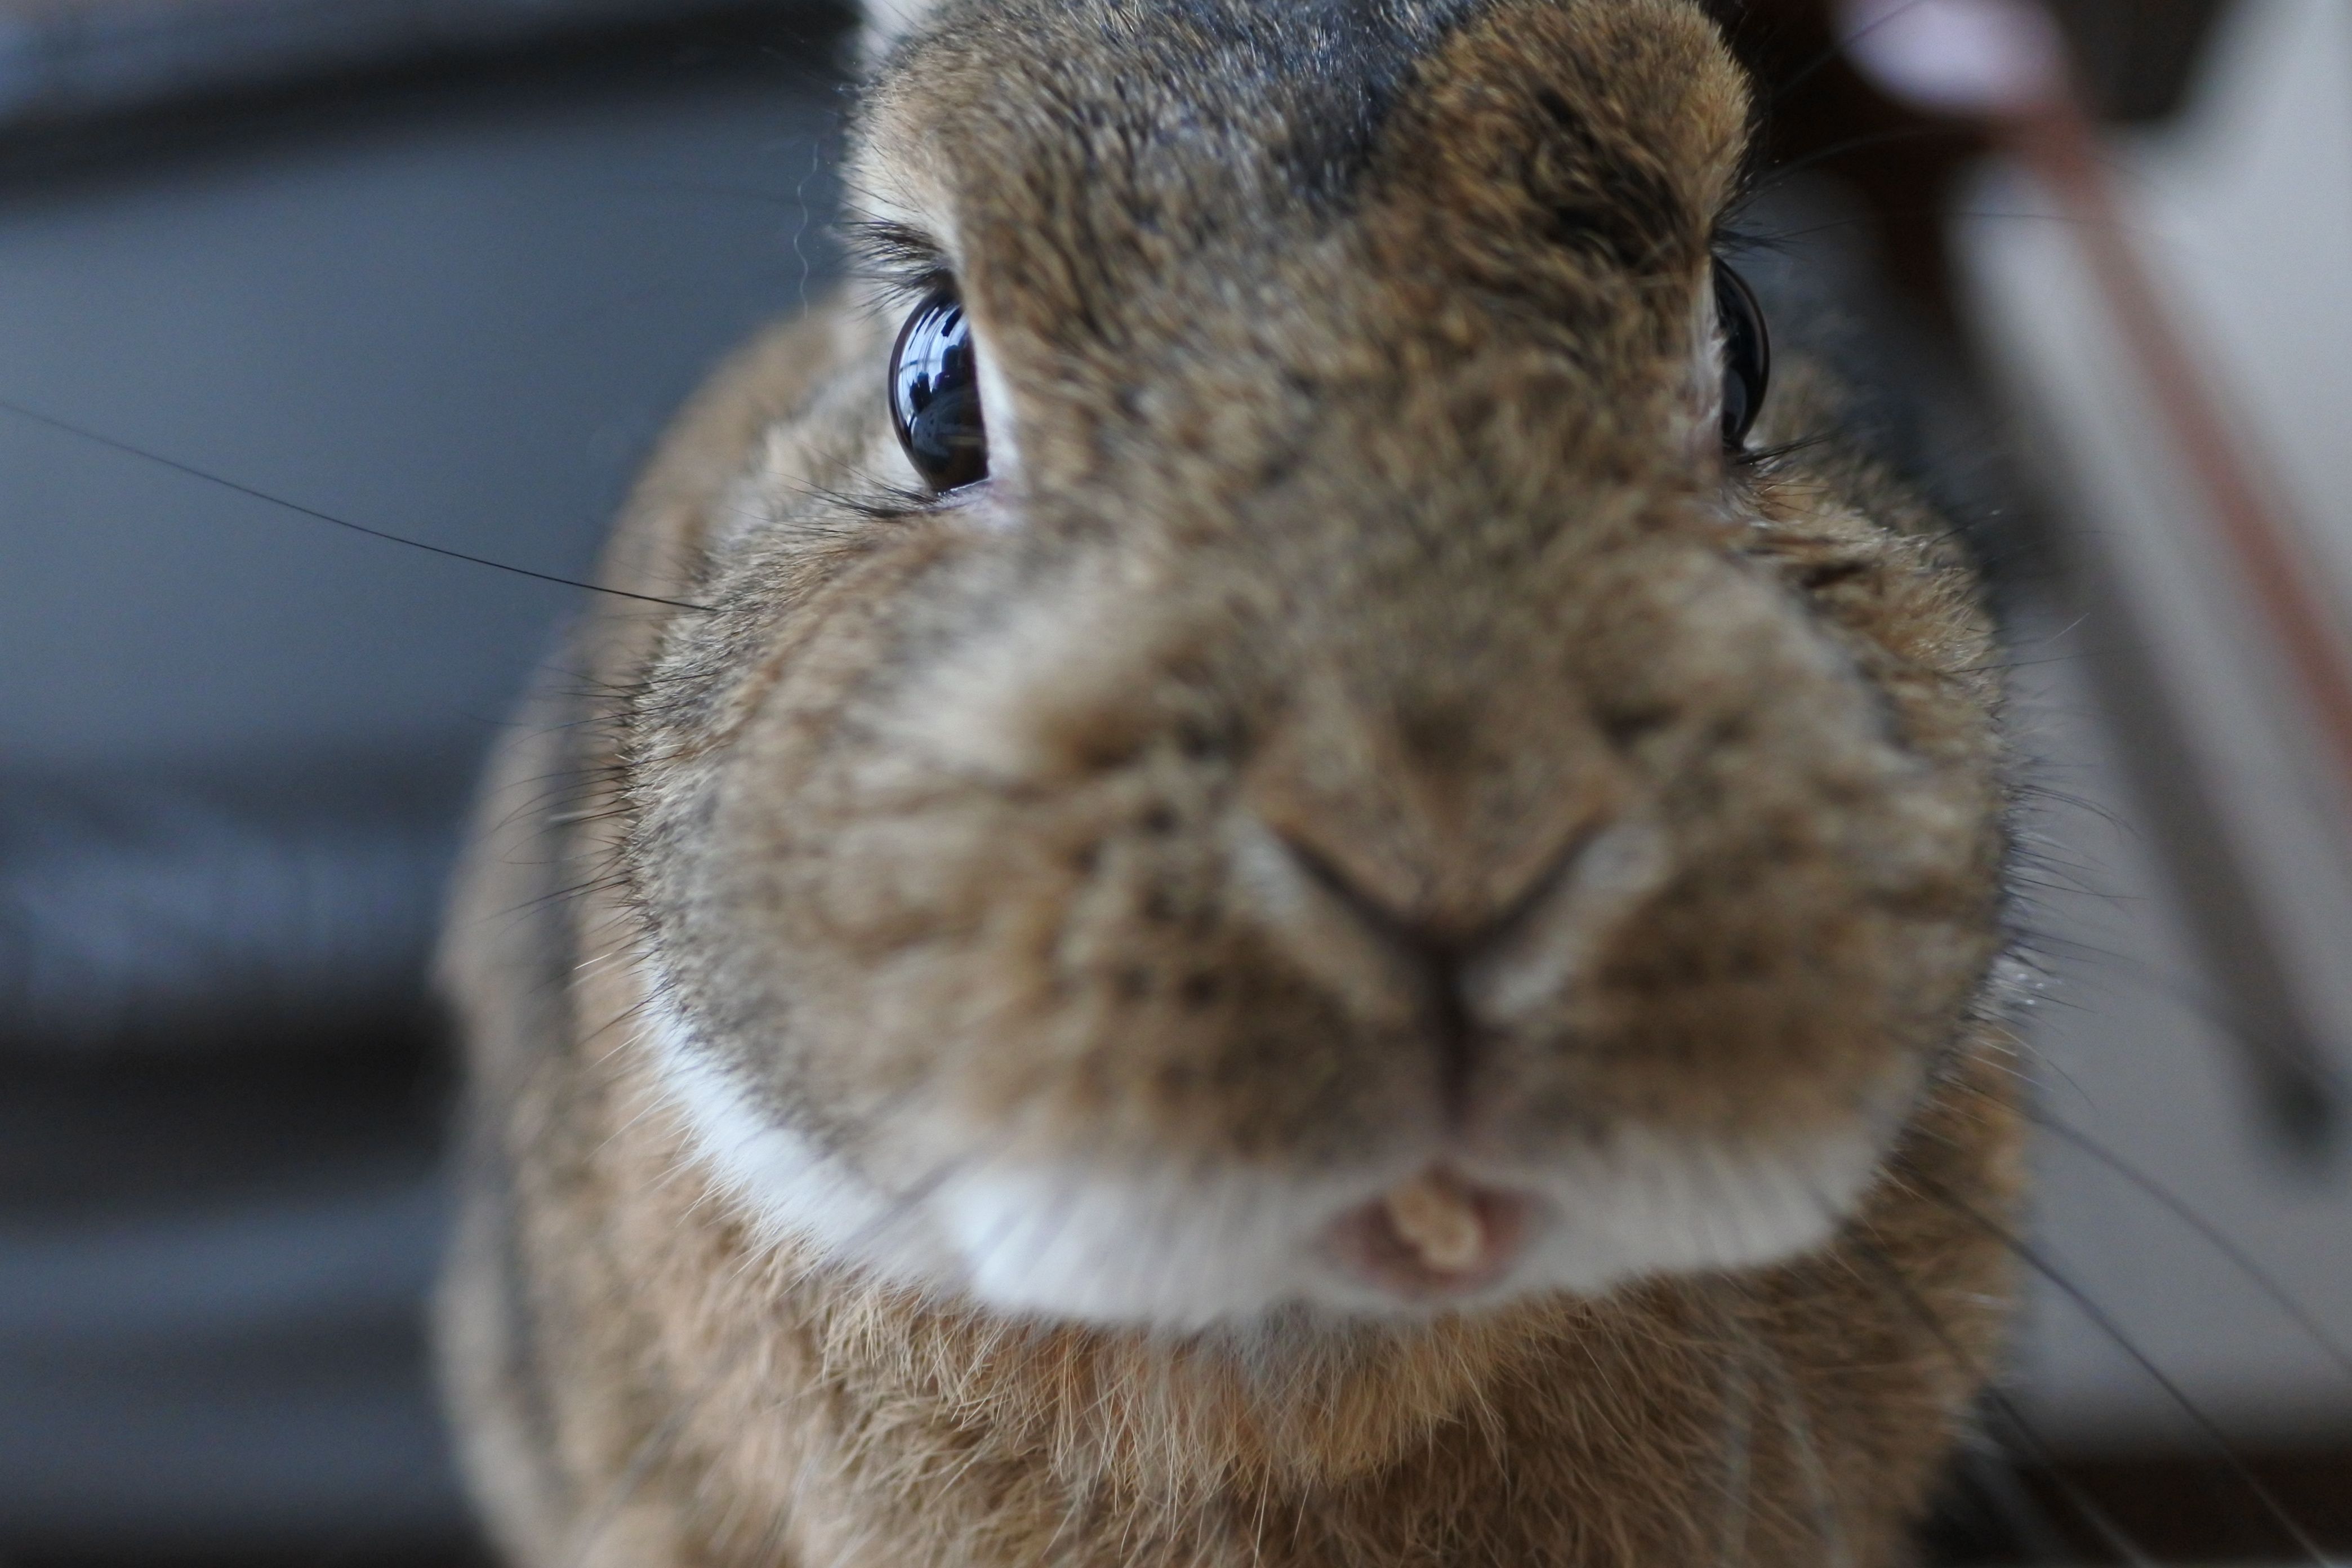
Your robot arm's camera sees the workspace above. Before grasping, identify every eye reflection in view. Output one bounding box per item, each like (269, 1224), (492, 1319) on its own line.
(889, 284), (990, 492)
(1714, 260), (1770, 451)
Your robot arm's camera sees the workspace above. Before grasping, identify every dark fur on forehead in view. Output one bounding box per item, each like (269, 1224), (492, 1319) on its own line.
(872, 0), (1747, 330)
(1365, 1), (1747, 332)
(878, 0), (1488, 212)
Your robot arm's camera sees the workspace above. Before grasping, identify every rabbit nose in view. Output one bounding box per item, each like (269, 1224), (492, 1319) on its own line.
(1269, 827), (1431, 958)
(1231, 698), (1656, 1068)
(1267, 827), (1483, 1109)
(1255, 815), (1632, 1113)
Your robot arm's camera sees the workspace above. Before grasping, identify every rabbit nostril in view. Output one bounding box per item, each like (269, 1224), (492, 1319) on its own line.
(1268, 814), (1611, 964)
(1270, 827), (1481, 1113)
(1272, 830), (1422, 950)
(1458, 820), (1667, 1029)
(1469, 827), (1603, 954)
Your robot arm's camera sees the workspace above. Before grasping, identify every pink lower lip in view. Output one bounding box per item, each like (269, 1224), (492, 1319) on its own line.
(1322, 1168), (1538, 1301)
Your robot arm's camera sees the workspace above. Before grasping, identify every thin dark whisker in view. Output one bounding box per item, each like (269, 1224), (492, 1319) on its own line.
(1759, 207), (2180, 251)
(2009, 921), (2349, 1133)
(559, 1223), (838, 1568)
(2022, 1103), (2352, 1382)
(1836, 1222), (2162, 1567)
(1712, 1297), (1756, 1568)
(1758, 0), (1937, 108)
(1950, 650), (2091, 675)
(2008, 781), (2130, 832)
(1890, 1156), (2336, 1566)
(0, 391), (714, 612)
(2007, 872), (2136, 900)
(836, 1148), (973, 1261)
(600, 176), (812, 210)
(1745, 1320), (1852, 1568)
(1749, 123), (1981, 197)
(566, 1408), (694, 1568)
(1943, 1444), (2085, 1566)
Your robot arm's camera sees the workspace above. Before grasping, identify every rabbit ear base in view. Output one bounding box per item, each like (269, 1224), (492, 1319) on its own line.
(863, 0), (947, 64)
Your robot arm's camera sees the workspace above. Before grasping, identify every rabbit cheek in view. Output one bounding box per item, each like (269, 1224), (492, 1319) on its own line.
(1421, 573), (2001, 1264)
(795, 783), (1437, 1169)
(707, 792), (1441, 1326)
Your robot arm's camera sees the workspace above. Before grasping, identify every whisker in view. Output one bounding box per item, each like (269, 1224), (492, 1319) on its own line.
(1747, 123), (1983, 198)
(0, 390), (714, 612)
(2021, 1102), (2352, 1383)
(1707, 1286), (1757, 1568)
(1758, 0), (1937, 109)
(1937, 1442), (2086, 1566)
(1832, 1220), (2163, 1568)
(564, 1407), (694, 1568)
(1888, 1155), (2337, 1567)
(1749, 1318), (1854, 1568)
(835, 1147), (973, 1262)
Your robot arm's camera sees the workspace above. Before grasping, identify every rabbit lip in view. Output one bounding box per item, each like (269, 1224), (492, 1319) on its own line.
(1323, 1166), (1538, 1299)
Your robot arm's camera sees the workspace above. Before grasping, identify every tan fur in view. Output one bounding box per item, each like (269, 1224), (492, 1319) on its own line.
(438, 1), (2024, 1562)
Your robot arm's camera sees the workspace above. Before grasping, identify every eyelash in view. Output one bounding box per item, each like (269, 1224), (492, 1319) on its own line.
(842, 219), (951, 308)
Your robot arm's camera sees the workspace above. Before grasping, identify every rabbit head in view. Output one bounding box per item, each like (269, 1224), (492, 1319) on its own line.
(616, 0), (2008, 1333)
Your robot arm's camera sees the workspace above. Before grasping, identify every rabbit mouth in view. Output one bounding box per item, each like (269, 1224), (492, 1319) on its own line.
(647, 972), (1921, 1329)
(1321, 1167), (1538, 1300)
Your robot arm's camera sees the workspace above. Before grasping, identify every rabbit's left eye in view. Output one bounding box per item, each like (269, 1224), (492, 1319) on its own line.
(890, 283), (990, 492)
(1713, 260), (1770, 451)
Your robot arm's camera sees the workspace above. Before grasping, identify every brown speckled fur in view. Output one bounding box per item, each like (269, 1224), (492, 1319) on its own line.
(436, 1), (2023, 1563)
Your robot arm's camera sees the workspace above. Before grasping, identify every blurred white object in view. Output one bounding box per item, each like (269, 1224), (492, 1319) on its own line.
(1958, 0), (2352, 1446)
(1837, 0), (2068, 115)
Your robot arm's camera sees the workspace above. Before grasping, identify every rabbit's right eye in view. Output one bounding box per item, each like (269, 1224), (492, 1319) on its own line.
(1713, 260), (1770, 451)
(889, 284), (990, 492)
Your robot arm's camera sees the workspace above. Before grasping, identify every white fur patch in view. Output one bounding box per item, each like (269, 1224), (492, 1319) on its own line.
(925, 1122), (1892, 1329)
(645, 959), (1910, 1329)
(647, 992), (965, 1288)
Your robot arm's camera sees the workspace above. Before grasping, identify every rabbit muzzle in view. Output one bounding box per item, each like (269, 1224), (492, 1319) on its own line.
(636, 503), (1993, 1328)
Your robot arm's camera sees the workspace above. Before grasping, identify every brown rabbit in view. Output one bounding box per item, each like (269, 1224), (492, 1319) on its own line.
(435, 1), (2021, 1563)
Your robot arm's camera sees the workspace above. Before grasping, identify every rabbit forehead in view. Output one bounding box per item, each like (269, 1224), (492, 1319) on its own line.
(870, 0), (1487, 207)
(860, 0), (1746, 314)
(855, 0), (1747, 496)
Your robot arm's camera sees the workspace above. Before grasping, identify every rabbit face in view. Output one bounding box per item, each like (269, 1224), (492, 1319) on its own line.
(620, 0), (2007, 1330)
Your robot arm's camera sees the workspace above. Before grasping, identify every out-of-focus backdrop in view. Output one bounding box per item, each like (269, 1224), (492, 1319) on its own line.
(0, 2), (2344, 1564)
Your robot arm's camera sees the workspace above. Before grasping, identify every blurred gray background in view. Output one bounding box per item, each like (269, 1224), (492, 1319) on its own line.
(0, 3), (848, 1559)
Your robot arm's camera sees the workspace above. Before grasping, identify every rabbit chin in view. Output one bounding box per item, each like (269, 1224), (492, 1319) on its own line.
(647, 990), (1896, 1333)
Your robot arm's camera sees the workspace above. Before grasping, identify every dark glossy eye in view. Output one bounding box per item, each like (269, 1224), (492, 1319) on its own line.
(1713, 259), (1770, 451)
(889, 283), (989, 492)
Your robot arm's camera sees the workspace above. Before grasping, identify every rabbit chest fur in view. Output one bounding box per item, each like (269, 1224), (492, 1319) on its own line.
(436, 1), (2024, 1563)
